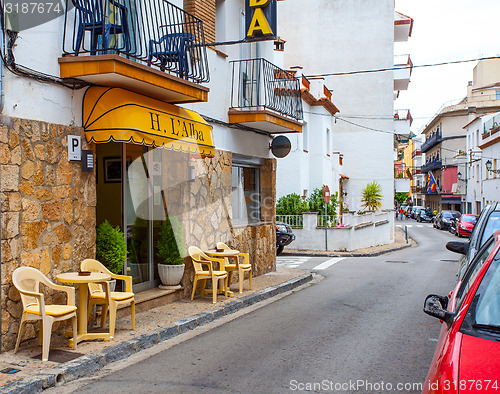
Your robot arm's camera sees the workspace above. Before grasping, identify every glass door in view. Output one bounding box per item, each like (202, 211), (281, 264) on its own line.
(124, 144), (153, 291)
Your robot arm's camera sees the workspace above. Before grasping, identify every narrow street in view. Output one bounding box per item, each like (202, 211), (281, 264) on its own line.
(52, 224), (459, 393)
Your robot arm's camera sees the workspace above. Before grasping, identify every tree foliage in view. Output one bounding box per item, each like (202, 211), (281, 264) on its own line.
(96, 220), (127, 275)
(276, 187), (339, 215)
(156, 216), (185, 265)
(360, 181), (383, 211)
(394, 192), (408, 205)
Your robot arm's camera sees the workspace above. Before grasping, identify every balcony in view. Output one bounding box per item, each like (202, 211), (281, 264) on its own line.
(411, 167), (421, 176)
(59, 0), (209, 103)
(394, 109), (413, 134)
(394, 54), (412, 92)
(411, 185), (421, 194)
(411, 149), (421, 159)
(228, 59), (303, 134)
(479, 114), (500, 148)
(421, 160), (442, 173)
(394, 11), (413, 42)
(421, 132), (442, 153)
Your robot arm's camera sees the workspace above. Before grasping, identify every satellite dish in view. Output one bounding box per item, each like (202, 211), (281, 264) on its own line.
(270, 136), (291, 158)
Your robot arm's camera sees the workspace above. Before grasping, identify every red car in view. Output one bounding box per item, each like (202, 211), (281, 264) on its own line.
(452, 214), (479, 237)
(423, 230), (500, 393)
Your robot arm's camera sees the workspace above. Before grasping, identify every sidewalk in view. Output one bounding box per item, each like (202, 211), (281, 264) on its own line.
(282, 225), (415, 257)
(0, 267), (313, 393)
(0, 228), (414, 393)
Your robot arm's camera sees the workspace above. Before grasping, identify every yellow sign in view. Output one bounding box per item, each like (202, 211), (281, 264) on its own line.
(83, 87), (214, 157)
(246, 0), (275, 38)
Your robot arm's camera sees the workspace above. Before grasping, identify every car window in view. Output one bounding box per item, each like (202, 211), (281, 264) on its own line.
(443, 212), (453, 218)
(462, 216), (477, 224)
(474, 252), (500, 327)
(451, 212), (461, 218)
(455, 236), (496, 313)
(467, 204), (492, 261)
(479, 211), (500, 247)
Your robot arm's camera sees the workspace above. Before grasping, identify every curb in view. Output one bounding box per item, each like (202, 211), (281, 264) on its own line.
(1, 273), (314, 393)
(280, 242), (413, 258)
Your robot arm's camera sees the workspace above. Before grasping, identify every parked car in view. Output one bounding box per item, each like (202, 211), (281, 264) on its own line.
(407, 205), (423, 219)
(422, 231), (500, 393)
(417, 209), (434, 223)
(412, 207), (425, 220)
(433, 210), (461, 230)
(447, 202), (500, 280)
(276, 222), (295, 255)
(449, 214), (478, 237)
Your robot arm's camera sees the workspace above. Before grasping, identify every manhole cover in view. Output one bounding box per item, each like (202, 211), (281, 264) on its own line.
(385, 260), (409, 264)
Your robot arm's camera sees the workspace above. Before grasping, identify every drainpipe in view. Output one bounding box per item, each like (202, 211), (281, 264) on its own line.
(0, 26), (5, 353)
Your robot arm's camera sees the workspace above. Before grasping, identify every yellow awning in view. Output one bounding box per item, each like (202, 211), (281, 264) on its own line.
(83, 87), (214, 156)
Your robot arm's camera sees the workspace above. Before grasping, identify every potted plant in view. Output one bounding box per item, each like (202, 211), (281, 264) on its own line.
(156, 216), (186, 289)
(96, 220), (127, 291)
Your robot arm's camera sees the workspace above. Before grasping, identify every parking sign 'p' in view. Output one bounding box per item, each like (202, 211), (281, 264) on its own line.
(68, 135), (81, 161)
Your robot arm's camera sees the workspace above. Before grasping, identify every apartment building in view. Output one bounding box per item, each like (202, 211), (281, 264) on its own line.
(277, 0), (413, 212)
(0, 0), (303, 350)
(417, 59), (500, 213)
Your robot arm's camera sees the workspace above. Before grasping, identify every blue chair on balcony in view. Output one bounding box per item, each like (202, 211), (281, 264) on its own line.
(148, 32), (194, 79)
(73, 0), (131, 55)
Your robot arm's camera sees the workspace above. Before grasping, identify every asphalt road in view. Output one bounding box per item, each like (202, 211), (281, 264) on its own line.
(54, 221), (460, 393)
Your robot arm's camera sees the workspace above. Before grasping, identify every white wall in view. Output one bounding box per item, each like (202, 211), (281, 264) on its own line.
(279, 0), (395, 210)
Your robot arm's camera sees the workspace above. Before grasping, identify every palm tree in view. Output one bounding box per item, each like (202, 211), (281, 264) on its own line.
(360, 181), (383, 211)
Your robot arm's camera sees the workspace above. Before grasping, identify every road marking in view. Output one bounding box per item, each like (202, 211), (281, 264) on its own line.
(313, 257), (345, 270)
(417, 225), (423, 227)
(276, 256), (310, 267)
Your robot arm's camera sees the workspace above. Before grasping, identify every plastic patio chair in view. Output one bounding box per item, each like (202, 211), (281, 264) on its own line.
(147, 32), (194, 78)
(216, 242), (253, 294)
(13, 267), (77, 362)
(188, 246), (228, 304)
(80, 259), (135, 338)
(73, 0), (131, 55)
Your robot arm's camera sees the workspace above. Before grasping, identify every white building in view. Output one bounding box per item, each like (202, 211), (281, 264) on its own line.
(464, 112), (500, 212)
(276, 0), (413, 212)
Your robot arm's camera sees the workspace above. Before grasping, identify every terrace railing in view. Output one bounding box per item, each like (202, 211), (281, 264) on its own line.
(62, 0), (209, 83)
(230, 58), (303, 122)
(276, 215), (303, 228)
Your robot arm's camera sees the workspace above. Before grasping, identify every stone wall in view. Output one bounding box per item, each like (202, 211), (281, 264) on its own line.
(0, 117), (277, 351)
(0, 116), (96, 351)
(171, 150), (276, 295)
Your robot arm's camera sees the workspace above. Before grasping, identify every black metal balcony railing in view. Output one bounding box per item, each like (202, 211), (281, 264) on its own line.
(421, 132), (442, 153)
(421, 160), (442, 173)
(62, 0), (209, 83)
(230, 59), (303, 122)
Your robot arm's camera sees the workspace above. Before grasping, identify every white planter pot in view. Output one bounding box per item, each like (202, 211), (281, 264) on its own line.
(158, 263), (185, 290)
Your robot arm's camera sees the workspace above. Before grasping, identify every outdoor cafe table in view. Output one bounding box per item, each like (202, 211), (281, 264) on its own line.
(56, 272), (112, 346)
(205, 249), (241, 297)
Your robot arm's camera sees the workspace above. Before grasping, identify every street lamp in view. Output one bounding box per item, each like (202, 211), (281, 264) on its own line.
(485, 160), (500, 174)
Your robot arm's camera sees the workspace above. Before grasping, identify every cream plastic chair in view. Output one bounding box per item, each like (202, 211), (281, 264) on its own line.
(13, 267), (77, 361)
(80, 259), (135, 338)
(216, 242), (253, 294)
(188, 246), (228, 304)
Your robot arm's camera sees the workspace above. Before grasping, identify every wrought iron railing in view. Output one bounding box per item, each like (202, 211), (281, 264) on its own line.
(230, 59), (303, 122)
(421, 132), (442, 153)
(62, 0), (209, 83)
(421, 160), (442, 173)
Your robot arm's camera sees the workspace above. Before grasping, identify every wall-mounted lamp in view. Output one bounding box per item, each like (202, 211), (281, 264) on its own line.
(342, 191), (348, 197)
(457, 171), (465, 182)
(486, 160), (500, 174)
(187, 165), (195, 182)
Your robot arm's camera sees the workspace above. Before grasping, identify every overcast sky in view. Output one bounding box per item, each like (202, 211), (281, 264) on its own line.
(394, 0), (500, 134)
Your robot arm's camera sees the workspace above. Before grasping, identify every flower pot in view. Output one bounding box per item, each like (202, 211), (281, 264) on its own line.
(158, 263), (185, 290)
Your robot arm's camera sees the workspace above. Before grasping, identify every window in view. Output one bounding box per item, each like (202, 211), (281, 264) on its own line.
(302, 123), (308, 151)
(496, 90), (500, 100)
(232, 165), (260, 223)
(326, 128), (331, 156)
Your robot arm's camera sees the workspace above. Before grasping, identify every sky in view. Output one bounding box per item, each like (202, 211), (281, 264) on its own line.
(394, 0), (500, 135)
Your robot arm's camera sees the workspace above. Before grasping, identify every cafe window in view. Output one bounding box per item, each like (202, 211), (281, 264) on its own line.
(232, 165), (261, 223)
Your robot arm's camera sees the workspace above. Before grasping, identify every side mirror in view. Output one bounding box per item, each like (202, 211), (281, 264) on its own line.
(423, 294), (455, 328)
(446, 241), (469, 255)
